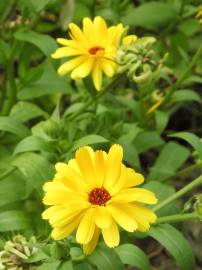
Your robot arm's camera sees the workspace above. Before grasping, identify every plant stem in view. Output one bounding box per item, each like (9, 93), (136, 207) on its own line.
(156, 212), (199, 224)
(153, 174), (202, 212)
(67, 74), (125, 121)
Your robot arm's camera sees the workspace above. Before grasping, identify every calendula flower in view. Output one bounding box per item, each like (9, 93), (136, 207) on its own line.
(42, 144), (157, 255)
(196, 5), (202, 24)
(51, 16), (124, 91)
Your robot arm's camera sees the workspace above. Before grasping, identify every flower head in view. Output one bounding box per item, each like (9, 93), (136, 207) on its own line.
(51, 16), (124, 91)
(42, 144), (157, 255)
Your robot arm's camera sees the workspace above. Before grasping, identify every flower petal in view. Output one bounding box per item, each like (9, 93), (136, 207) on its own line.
(94, 150), (106, 187)
(92, 61), (103, 91)
(111, 188), (158, 204)
(83, 227), (100, 255)
(125, 168), (144, 188)
(76, 208), (96, 244)
(94, 206), (112, 228)
(69, 23), (89, 48)
(51, 47), (81, 58)
(75, 146), (96, 188)
(58, 56), (86, 76)
(104, 144), (123, 191)
(70, 57), (94, 79)
(101, 59), (116, 77)
(102, 220), (120, 248)
(106, 204), (137, 232)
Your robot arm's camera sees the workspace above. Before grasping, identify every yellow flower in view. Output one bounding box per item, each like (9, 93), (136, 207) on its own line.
(122, 35), (138, 46)
(42, 144), (157, 255)
(51, 16), (124, 91)
(196, 5), (202, 24)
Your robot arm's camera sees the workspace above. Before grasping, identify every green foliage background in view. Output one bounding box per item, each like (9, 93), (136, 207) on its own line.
(0, 0), (202, 269)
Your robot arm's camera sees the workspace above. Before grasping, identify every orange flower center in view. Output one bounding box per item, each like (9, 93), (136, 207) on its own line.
(89, 187), (111, 206)
(89, 46), (104, 55)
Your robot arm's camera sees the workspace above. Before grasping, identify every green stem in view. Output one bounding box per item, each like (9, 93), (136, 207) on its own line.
(68, 74), (125, 121)
(162, 45), (202, 106)
(153, 174), (202, 212)
(156, 212), (199, 224)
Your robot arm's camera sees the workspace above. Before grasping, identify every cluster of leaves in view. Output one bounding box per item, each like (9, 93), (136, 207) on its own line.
(0, 0), (202, 269)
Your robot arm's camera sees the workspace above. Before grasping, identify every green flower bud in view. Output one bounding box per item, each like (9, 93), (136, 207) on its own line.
(194, 194), (202, 219)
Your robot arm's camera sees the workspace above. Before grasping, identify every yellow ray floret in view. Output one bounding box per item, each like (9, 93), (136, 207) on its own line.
(51, 16), (124, 91)
(42, 144), (157, 255)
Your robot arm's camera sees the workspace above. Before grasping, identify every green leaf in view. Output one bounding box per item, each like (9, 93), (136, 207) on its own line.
(58, 261), (73, 270)
(149, 224), (195, 270)
(155, 110), (169, 134)
(122, 2), (179, 29)
(0, 210), (32, 231)
(116, 244), (151, 270)
(18, 61), (71, 100)
(0, 116), (30, 138)
(12, 152), (54, 195)
(72, 135), (108, 151)
(10, 101), (47, 122)
(0, 170), (25, 207)
(170, 132), (202, 160)
(134, 131), (164, 153)
(118, 141), (140, 169)
(88, 244), (124, 270)
(148, 142), (190, 181)
(14, 136), (53, 155)
(30, 0), (51, 12)
(171, 89), (201, 103)
(15, 29), (57, 56)
(37, 261), (61, 270)
(143, 181), (181, 216)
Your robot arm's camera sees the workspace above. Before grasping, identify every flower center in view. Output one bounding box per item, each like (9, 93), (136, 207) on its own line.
(89, 46), (104, 55)
(89, 187), (111, 206)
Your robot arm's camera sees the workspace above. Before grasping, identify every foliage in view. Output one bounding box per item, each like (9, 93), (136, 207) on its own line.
(0, 0), (202, 269)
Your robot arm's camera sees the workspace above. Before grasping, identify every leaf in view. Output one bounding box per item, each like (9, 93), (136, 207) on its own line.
(116, 244), (151, 270)
(170, 132), (202, 160)
(118, 141), (140, 169)
(88, 244), (124, 270)
(155, 110), (169, 134)
(0, 116), (30, 138)
(12, 152), (55, 195)
(30, 0), (51, 12)
(148, 142), (190, 181)
(15, 29), (57, 56)
(149, 224), (195, 270)
(0, 210), (32, 231)
(18, 61), (71, 100)
(14, 136), (53, 155)
(122, 2), (179, 30)
(134, 131), (164, 153)
(72, 135), (108, 151)
(143, 181), (181, 216)
(36, 261), (61, 270)
(0, 170), (26, 207)
(58, 261), (73, 270)
(10, 101), (47, 122)
(171, 89), (201, 103)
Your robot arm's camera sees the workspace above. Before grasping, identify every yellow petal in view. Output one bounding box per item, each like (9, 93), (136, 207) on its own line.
(107, 24), (124, 46)
(123, 203), (157, 232)
(70, 57), (94, 79)
(101, 59), (116, 77)
(124, 168), (144, 188)
(102, 220), (120, 248)
(51, 47), (81, 58)
(83, 17), (94, 45)
(58, 56), (86, 76)
(75, 146), (96, 188)
(111, 188), (158, 204)
(51, 213), (83, 240)
(93, 16), (107, 46)
(49, 208), (82, 228)
(94, 206), (112, 228)
(107, 204), (137, 232)
(69, 23), (89, 48)
(104, 144), (123, 191)
(92, 61), (103, 91)
(110, 164), (127, 195)
(94, 150), (106, 187)
(83, 227), (100, 255)
(42, 206), (61, 220)
(122, 35), (138, 46)
(76, 208), (95, 244)
(55, 161), (88, 193)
